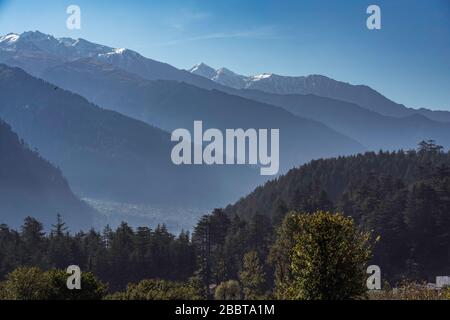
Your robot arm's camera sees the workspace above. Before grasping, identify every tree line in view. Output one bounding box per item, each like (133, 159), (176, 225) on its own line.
(0, 142), (449, 299)
(0, 215), (195, 292)
(225, 141), (450, 283)
(0, 211), (374, 300)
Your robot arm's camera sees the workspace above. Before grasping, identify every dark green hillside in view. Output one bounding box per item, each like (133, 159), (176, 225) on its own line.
(0, 144), (447, 292)
(0, 119), (94, 229)
(225, 142), (450, 281)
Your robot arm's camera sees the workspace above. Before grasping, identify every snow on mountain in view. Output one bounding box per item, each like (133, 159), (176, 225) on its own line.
(188, 62), (304, 91)
(189, 63), (248, 89)
(2, 31), (449, 122)
(188, 63), (436, 120)
(188, 62), (216, 79)
(251, 73), (273, 80)
(0, 33), (20, 45)
(0, 31), (111, 59)
(188, 62), (334, 94)
(0, 31), (137, 71)
(191, 63), (390, 99)
(212, 67), (247, 89)
(95, 47), (149, 70)
(0, 31), (217, 87)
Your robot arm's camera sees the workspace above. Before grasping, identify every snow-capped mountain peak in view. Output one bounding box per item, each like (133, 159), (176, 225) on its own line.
(189, 62), (213, 71)
(212, 67), (247, 88)
(0, 30), (209, 83)
(189, 62), (217, 79)
(0, 31), (115, 58)
(99, 47), (142, 58)
(216, 67), (239, 77)
(113, 48), (126, 54)
(0, 33), (20, 44)
(250, 73), (273, 81)
(21, 30), (52, 40)
(187, 63), (335, 94)
(188, 63), (248, 89)
(98, 47), (127, 57)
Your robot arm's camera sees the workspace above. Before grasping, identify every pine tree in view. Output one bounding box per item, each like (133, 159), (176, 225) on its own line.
(133, 226), (153, 280)
(192, 215), (212, 298)
(20, 217), (46, 267)
(239, 251), (266, 300)
(48, 214), (72, 269)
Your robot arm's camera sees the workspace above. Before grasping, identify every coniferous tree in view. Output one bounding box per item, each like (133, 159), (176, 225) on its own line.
(239, 251), (266, 300)
(48, 214), (72, 269)
(20, 217), (46, 268)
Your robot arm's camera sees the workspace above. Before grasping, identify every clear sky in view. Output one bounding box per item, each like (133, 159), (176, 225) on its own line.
(0, 0), (449, 110)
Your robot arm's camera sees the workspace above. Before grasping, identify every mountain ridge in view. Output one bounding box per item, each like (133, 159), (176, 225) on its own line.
(3, 31), (448, 161)
(237, 89), (450, 151)
(0, 117), (95, 230)
(0, 64), (262, 208)
(39, 57), (365, 173)
(2, 31), (448, 123)
(189, 62), (450, 122)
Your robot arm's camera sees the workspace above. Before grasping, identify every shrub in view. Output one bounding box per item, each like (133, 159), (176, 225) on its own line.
(110, 279), (201, 300)
(0, 266), (106, 300)
(214, 280), (241, 300)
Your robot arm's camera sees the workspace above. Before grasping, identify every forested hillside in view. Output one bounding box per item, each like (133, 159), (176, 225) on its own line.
(1, 144), (448, 295)
(225, 141), (450, 282)
(0, 119), (94, 229)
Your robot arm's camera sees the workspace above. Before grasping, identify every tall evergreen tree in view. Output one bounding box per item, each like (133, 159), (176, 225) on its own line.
(239, 251), (266, 300)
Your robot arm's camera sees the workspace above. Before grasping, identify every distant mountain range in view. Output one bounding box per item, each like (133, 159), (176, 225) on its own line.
(236, 89), (450, 151)
(0, 31), (218, 90)
(1, 31), (449, 230)
(189, 63), (450, 123)
(2, 31), (441, 152)
(40, 58), (364, 171)
(1, 31), (448, 123)
(0, 32), (365, 171)
(0, 64), (261, 208)
(0, 118), (94, 230)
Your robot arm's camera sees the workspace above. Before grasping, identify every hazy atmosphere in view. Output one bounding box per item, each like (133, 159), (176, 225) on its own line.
(0, 0), (449, 306)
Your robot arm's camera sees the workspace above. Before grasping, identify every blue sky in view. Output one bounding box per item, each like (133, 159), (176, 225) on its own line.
(0, 0), (449, 110)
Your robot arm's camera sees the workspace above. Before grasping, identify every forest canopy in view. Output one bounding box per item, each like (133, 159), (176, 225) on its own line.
(0, 144), (449, 298)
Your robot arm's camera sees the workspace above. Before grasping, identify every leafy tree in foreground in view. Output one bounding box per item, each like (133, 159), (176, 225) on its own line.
(239, 251), (266, 300)
(108, 279), (201, 300)
(272, 211), (372, 300)
(214, 280), (241, 300)
(0, 266), (107, 300)
(0, 267), (48, 300)
(269, 212), (301, 299)
(44, 269), (107, 300)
